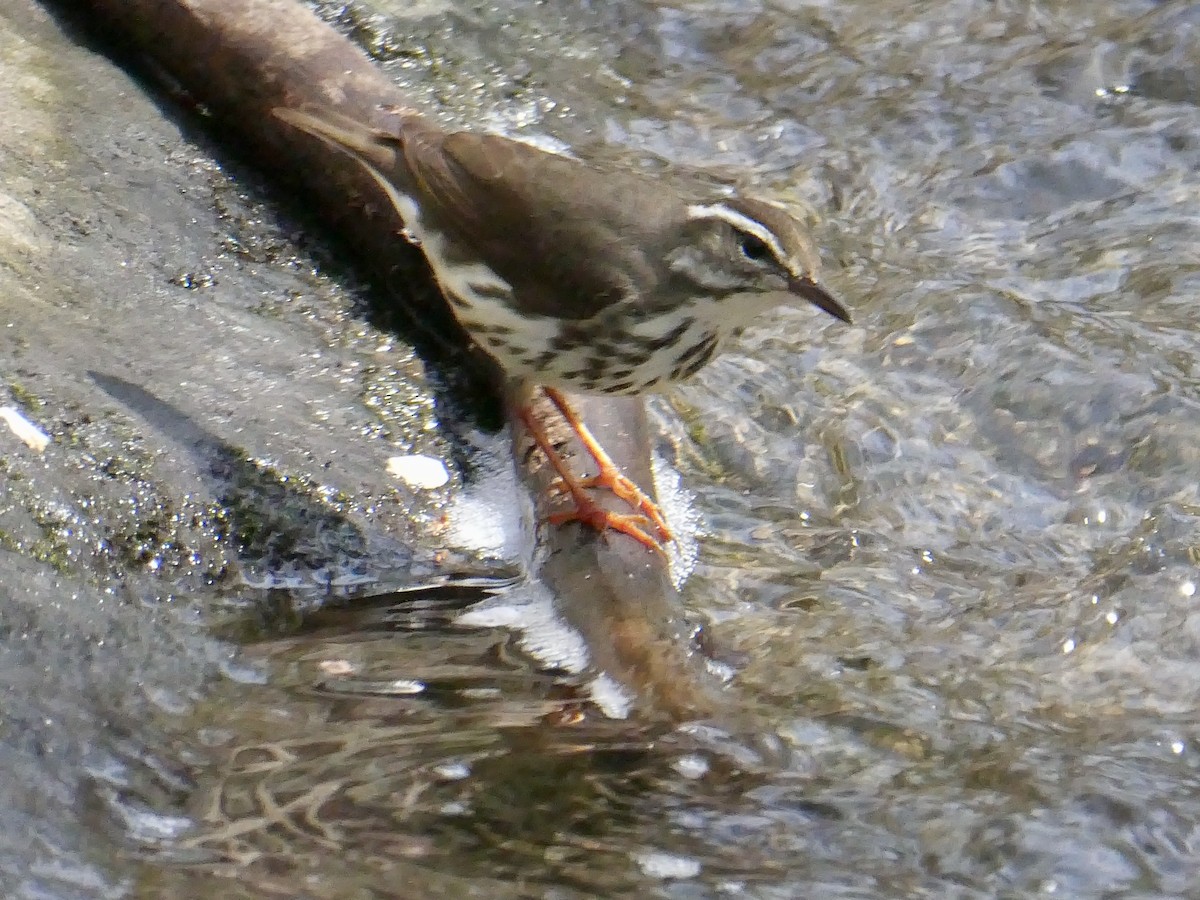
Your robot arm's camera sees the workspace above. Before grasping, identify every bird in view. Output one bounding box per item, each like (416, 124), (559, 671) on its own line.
(274, 105), (850, 553)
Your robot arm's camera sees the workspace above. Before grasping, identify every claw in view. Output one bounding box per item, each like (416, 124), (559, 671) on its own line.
(546, 502), (667, 557)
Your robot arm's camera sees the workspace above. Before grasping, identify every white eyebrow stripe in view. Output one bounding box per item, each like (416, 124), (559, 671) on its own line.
(686, 202), (788, 264)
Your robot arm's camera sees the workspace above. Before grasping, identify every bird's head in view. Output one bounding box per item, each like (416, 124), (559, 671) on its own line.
(665, 197), (850, 325)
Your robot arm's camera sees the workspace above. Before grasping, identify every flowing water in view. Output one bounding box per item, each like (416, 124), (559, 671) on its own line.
(2, 0), (1200, 897)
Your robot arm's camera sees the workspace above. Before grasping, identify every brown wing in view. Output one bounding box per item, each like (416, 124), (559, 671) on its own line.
(399, 125), (675, 320)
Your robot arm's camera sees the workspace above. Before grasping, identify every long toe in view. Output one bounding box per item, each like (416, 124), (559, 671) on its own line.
(581, 468), (675, 544)
(547, 501), (668, 557)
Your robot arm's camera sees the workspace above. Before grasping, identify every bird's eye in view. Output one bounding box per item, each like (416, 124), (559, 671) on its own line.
(739, 233), (770, 261)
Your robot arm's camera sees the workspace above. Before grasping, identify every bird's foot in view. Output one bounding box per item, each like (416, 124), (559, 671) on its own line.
(548, 467), (674, 545)
(546, 493), (666, 557)
(540, 386), (674, 544)
(520, 390), (672, 557)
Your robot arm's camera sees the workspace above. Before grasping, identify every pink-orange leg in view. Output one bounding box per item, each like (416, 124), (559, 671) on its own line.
(518, 404), (666, 556)
(542, 387), (675, 545)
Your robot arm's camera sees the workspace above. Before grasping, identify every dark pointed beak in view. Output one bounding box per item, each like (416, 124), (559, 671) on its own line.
(789, 275), (852, 324)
